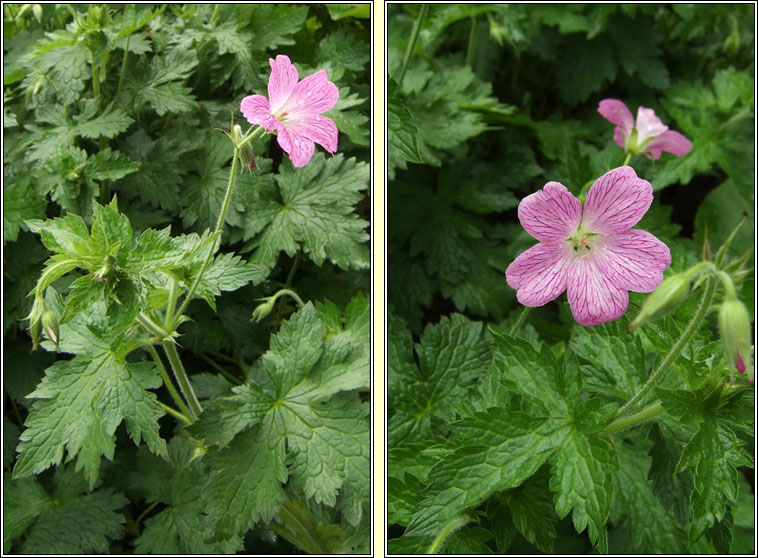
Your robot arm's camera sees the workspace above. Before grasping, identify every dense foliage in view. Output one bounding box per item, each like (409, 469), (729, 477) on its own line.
(3, 3), (370, 554)
(388, 4), (754, 554)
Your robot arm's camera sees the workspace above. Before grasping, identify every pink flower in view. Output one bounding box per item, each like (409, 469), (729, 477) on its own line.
(598, 99), (692, 160)
(240, 55), (339, 168)
(505, 166), (671, 327)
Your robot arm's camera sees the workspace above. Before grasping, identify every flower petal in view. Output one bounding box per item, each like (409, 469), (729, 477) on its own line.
(268, 55), (299, 112)
(583, 166), (653, 234)
(634, 106), (668, 144)
(240, 95), (277, 130)
(598, 99), (634, 134)
(613, 127), (626, 149)
(284, 70), (339, 116)
(277, 124), (315, 168)
(645, 130), (692, 159)
(567, 255), (628, 326)
(593, 230), (671, 292)
(285, 115), (339, 154)
(506, 242), (572, 307)
(518, 182), (582, 241)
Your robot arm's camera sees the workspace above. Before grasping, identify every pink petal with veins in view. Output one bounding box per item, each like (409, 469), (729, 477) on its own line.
(517, 182), (582, 242)
(240, 95), (278, 131)
(593, 230), (671, 292)
(284, 70), (339, 117)
(598, 99), (634, 134)
(567, 255), (629, 326)
(634, 106), (669, 144)
(506, 242), (572, 306)
(646, 130), (693, 160)
(267, 55), (299, 112)
(583, 166), (653, 235)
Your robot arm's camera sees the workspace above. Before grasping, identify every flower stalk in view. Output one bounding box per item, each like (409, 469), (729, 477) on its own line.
(609, 276), (716, 421)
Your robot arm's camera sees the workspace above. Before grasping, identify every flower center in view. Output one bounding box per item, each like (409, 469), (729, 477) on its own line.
(567, 228), (599, 255)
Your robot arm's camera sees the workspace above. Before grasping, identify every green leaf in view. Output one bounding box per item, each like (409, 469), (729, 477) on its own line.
(676, 417), (753, 540)
(130, 49), (198, 115)
(13, 348), (166, 487)
(388, 314), (492, 445)
(504, 466), (560, 553)
(491, 332), (574, 416)
(5, 465), (126, 554)
(405, 408), (571, 537)
(387, 82), (423, 179)
(25, 101), (133, 162)
(191, 300), (369, 534)
(244, 154), (369, 276)
(570, 318), (647, 401)
(549, 431), (618, 553)
(248, 4), (309, 48)
(132, 439), (243, 553)
(3, 174), (47, 243)
(610, 438), (686, 553)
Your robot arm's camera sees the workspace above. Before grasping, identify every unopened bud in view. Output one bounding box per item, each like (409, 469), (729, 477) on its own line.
(251, 296), (276, 323)
(25, 296), (46, 350)
(718, 299), (753, 382)
(239, 141), (256, 171)
(42, 310), (60, 352)
(630, 273), (690, 330)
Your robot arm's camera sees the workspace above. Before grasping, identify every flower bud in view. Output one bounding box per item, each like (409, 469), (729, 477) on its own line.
(42, 310), (60, 352)
(718, 299), (753, 382)
(25, 296), (46, 350)
(239, 141), (256, 170)
(251, 296), (276, 323)
(630, 273), (690, 330)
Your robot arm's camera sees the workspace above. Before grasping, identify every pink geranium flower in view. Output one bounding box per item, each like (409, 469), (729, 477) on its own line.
(598, 99), (692, 160)
(505, 166), (671, 326)
(240, 55), (339, 168)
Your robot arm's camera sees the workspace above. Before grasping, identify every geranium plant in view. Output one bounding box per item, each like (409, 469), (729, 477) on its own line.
(3, 4), (370, 555)
(388, 4), (754, 555)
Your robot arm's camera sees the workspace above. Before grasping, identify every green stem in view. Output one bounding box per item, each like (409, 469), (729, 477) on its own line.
(164, 277), (179, 329)
(156, 400), (192, 425)
(466, 16), (478, 68)
(172, 148), (240, 323)
(170, 127), (264, 326)
(604, 401), (664, 434)
(275, 255), (302, 318)
(135, 501), (160, 527)
(510, 306), (530, 335)
(398, 4), (430, 84)
(90, 50), (99, 100)
(199, 353), (241, 385)
(114, 32), (130, 106)
(162, 341), (202, 419)
(622, 152), (632, 167)
(426, 514), (471, 554)
(269, 497), (329, 554)
(145, 344), (192, 420)
(715, 270), (737, 300)
(208, 4), (221, 26)
(136, 312), (166, 338)
(609, 276), (716, 421)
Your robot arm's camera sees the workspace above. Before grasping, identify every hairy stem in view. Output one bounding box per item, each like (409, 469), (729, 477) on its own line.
(162, 341), (202, 419)
(269, 497), (330, 554)
(145, 344), (192, 420)
(510, 306), (530, 335)
(466, 16), (478, 68)
(172, 148), (240, 323)
(426, 514), (471, 554)
(114, 32), (130, 105)
(398, 4), (430, 84)
(610, 276), (716, 421)
(604, 401), (664, 434)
